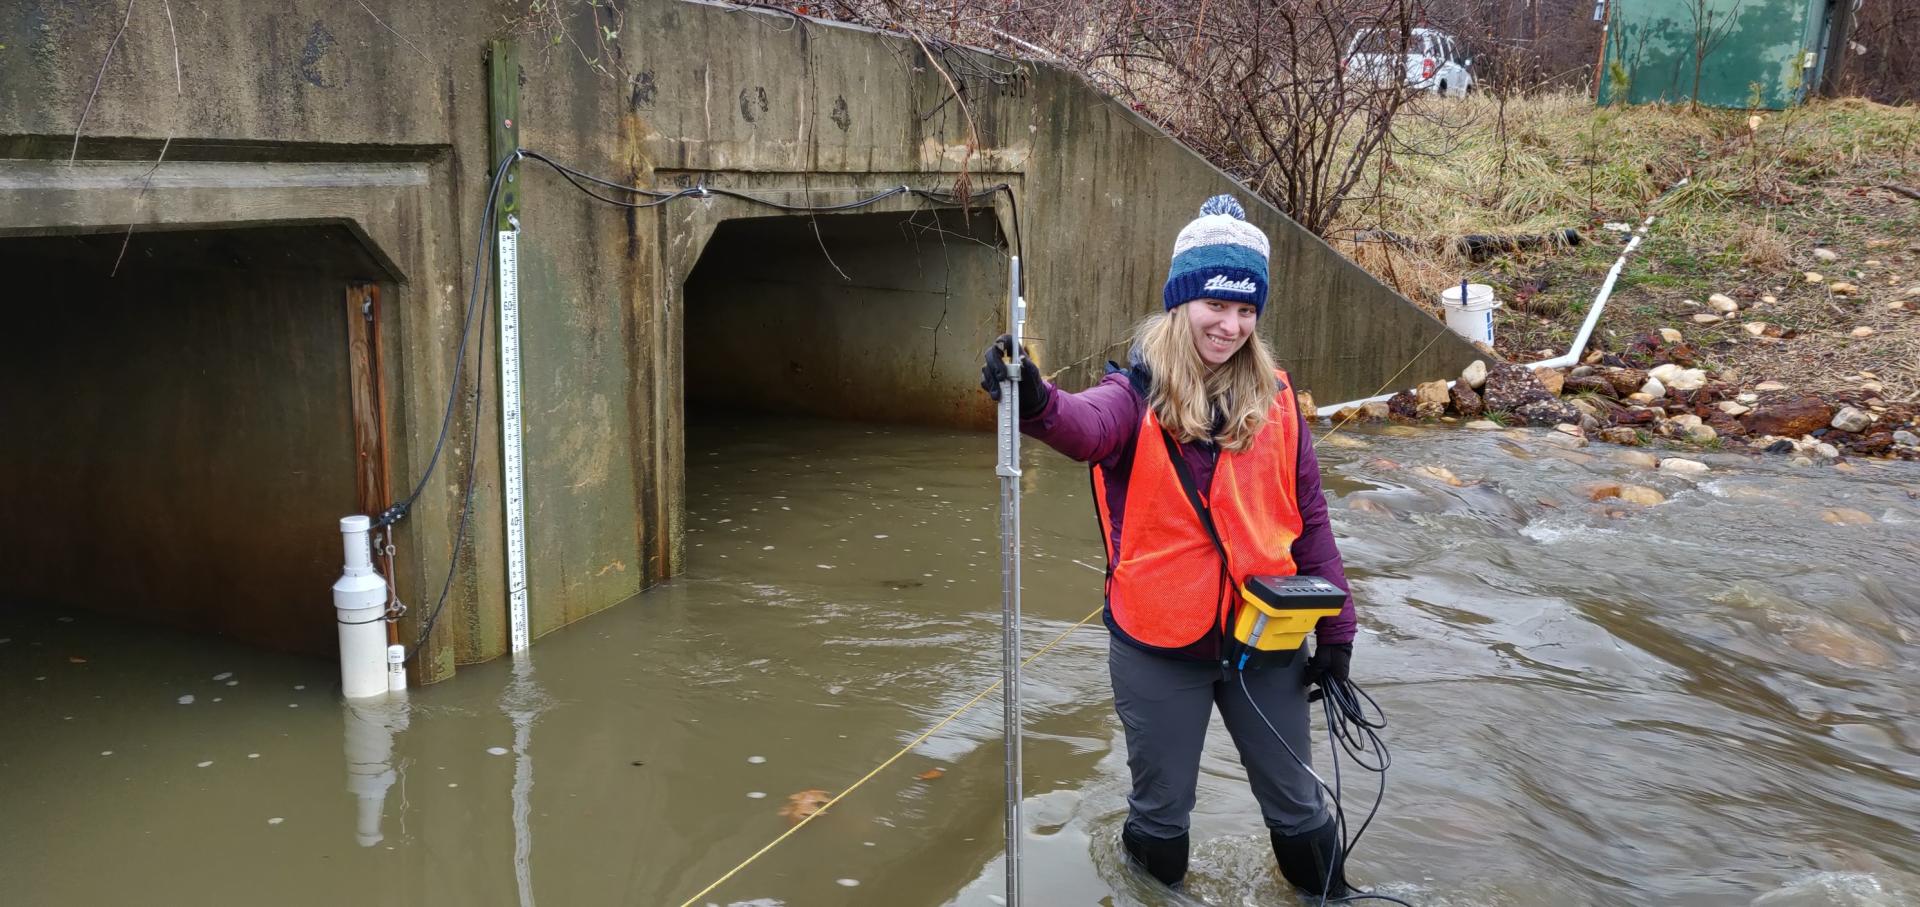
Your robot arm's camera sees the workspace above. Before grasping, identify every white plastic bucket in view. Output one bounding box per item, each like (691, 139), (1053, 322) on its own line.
(1439, 283), (1499, 346)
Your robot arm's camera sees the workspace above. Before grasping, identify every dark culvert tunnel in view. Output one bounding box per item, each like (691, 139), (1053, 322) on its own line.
(0, 225), (400, 657)
(683, 207), (1008, 429)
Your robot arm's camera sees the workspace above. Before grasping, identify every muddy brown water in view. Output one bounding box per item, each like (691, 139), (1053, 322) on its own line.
(4, 417), (1918, 906)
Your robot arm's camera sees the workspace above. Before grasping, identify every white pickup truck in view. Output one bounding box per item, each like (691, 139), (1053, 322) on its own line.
(1344, 27), (1475, 98)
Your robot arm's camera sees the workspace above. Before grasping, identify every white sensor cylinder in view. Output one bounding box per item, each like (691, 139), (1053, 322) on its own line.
(387, 644), (408, 694)
(334, 515), (390, 699)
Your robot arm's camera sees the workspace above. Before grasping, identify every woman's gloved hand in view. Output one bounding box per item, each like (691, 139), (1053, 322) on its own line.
(1303, 642), (1351, 689)
(980, 334), (1048, 419)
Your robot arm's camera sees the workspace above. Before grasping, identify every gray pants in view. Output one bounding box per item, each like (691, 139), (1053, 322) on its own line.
(1109, 635), (1328, 840)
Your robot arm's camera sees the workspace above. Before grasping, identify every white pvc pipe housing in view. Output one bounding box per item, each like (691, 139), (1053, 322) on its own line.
(333, 515), (391, 699)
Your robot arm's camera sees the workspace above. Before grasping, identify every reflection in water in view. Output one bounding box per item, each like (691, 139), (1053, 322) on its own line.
(504, 651), (544, 907)
(341, 695), (410, 847)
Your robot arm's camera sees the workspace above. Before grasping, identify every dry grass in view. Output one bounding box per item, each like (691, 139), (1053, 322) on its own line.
(1333, 91), (1920, 401)
(1730, 217), (1792, 270)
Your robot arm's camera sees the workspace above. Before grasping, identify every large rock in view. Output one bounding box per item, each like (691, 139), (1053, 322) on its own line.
(1460, 359), (1488, 390)
(1564, 375), (1617, 398)
(1414, 380), (1450, 419)
(1449, 382), (1485, 418)
(1853, 431), (1895, 454)
(1706, 412), (1748, 439)
(1743, 397), (1836, 437)
(1482, 363), (1554, 413)
(1584, 482), (1663, 504)
(1600, 427), (1643, 445)
(1532, 367), (1566, 396)
(1387, 390), (1421, 421)
(1831, 406), (1872, 433)
(1659, 457), (1710, 475)
(1648, 363), (1708, 392)
(1602, 368), (1649, 397)
(1513, 398), (1582, 426)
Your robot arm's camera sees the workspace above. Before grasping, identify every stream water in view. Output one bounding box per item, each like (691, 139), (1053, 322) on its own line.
(4, 416), (1918, 906)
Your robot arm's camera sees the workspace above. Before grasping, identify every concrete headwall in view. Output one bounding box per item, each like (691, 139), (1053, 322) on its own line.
(0, 0), (1477, 681)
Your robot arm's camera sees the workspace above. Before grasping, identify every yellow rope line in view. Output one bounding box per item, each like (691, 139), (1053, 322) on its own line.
(674, 603), (1107, 907)
(1320, 326), (1455, 442)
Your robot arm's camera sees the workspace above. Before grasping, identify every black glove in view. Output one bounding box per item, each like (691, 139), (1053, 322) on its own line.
(1303, 643), (1351, 690)
(980, 334), (1048, 419)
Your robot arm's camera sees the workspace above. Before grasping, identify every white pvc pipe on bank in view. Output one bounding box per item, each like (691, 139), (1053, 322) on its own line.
(1314, 180), (1684, 419)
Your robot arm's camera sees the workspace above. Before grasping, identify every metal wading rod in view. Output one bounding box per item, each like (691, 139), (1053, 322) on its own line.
(996, 255), (1027, 907)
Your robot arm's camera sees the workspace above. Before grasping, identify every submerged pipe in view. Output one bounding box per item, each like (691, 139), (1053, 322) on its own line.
(334, 515), (391, 699)
(1314, 180), (1683, 419)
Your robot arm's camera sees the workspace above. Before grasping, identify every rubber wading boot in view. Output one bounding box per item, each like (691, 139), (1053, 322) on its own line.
(1121, 826), (1190, 888)
(1270, 820), (1351, 898)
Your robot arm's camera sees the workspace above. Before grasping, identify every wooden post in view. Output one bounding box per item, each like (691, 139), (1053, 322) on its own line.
(344, 283), (397, 645)
(489, 39), (521, 230)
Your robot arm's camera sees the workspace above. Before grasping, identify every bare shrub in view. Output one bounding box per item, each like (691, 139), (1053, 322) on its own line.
(1731, 217), (1791, 270)
(801, 0), (1443, 238)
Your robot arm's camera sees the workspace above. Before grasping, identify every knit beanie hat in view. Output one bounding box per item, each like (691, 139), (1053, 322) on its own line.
(1162, 194), (1271, 316)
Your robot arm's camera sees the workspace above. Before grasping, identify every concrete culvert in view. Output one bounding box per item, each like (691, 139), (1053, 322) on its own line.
(1, 224), (400, 657)
(683, 208), (1006, 430)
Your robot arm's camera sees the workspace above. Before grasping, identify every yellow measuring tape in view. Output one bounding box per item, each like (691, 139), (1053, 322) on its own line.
(675, 603), (1107, 907)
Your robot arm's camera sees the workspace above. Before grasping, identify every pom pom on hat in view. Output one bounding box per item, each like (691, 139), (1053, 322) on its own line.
(1198, 194), (1246, 220)
(1164, 193), (1271, 315)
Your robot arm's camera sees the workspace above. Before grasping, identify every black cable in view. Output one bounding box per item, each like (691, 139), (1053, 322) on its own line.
(400, 150), (513, 661)
(372, 152), (520, 531)
(520, 149), (1026, 301)
(1239, 665), (1409, 907)
(408, 233), (490, 663)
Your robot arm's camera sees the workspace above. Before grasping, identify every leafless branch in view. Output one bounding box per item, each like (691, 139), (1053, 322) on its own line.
(354, 0), (433, 64)
(71, 0), (138, 163)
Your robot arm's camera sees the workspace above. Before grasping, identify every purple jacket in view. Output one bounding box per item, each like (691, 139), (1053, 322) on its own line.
(1021, 368), (1357, 648)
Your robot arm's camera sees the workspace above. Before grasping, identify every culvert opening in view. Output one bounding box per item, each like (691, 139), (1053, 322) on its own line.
(683, 207), (1007, 429)
(0, 225), (400, 658)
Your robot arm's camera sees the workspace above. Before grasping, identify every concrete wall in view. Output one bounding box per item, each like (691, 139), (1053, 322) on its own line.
(0, 0), (1477, 681)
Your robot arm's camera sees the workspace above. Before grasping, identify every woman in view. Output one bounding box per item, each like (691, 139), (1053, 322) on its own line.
(980, 195), (1357, 897)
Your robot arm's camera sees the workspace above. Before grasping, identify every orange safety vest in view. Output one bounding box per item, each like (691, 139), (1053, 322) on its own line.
(1093, 371), (1304, 654)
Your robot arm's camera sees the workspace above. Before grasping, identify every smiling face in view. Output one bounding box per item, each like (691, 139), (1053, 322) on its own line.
(1184, 297), (1259, 368)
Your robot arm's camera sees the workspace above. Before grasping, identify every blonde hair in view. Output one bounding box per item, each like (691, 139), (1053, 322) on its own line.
(1132, 308), (1279, 453)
